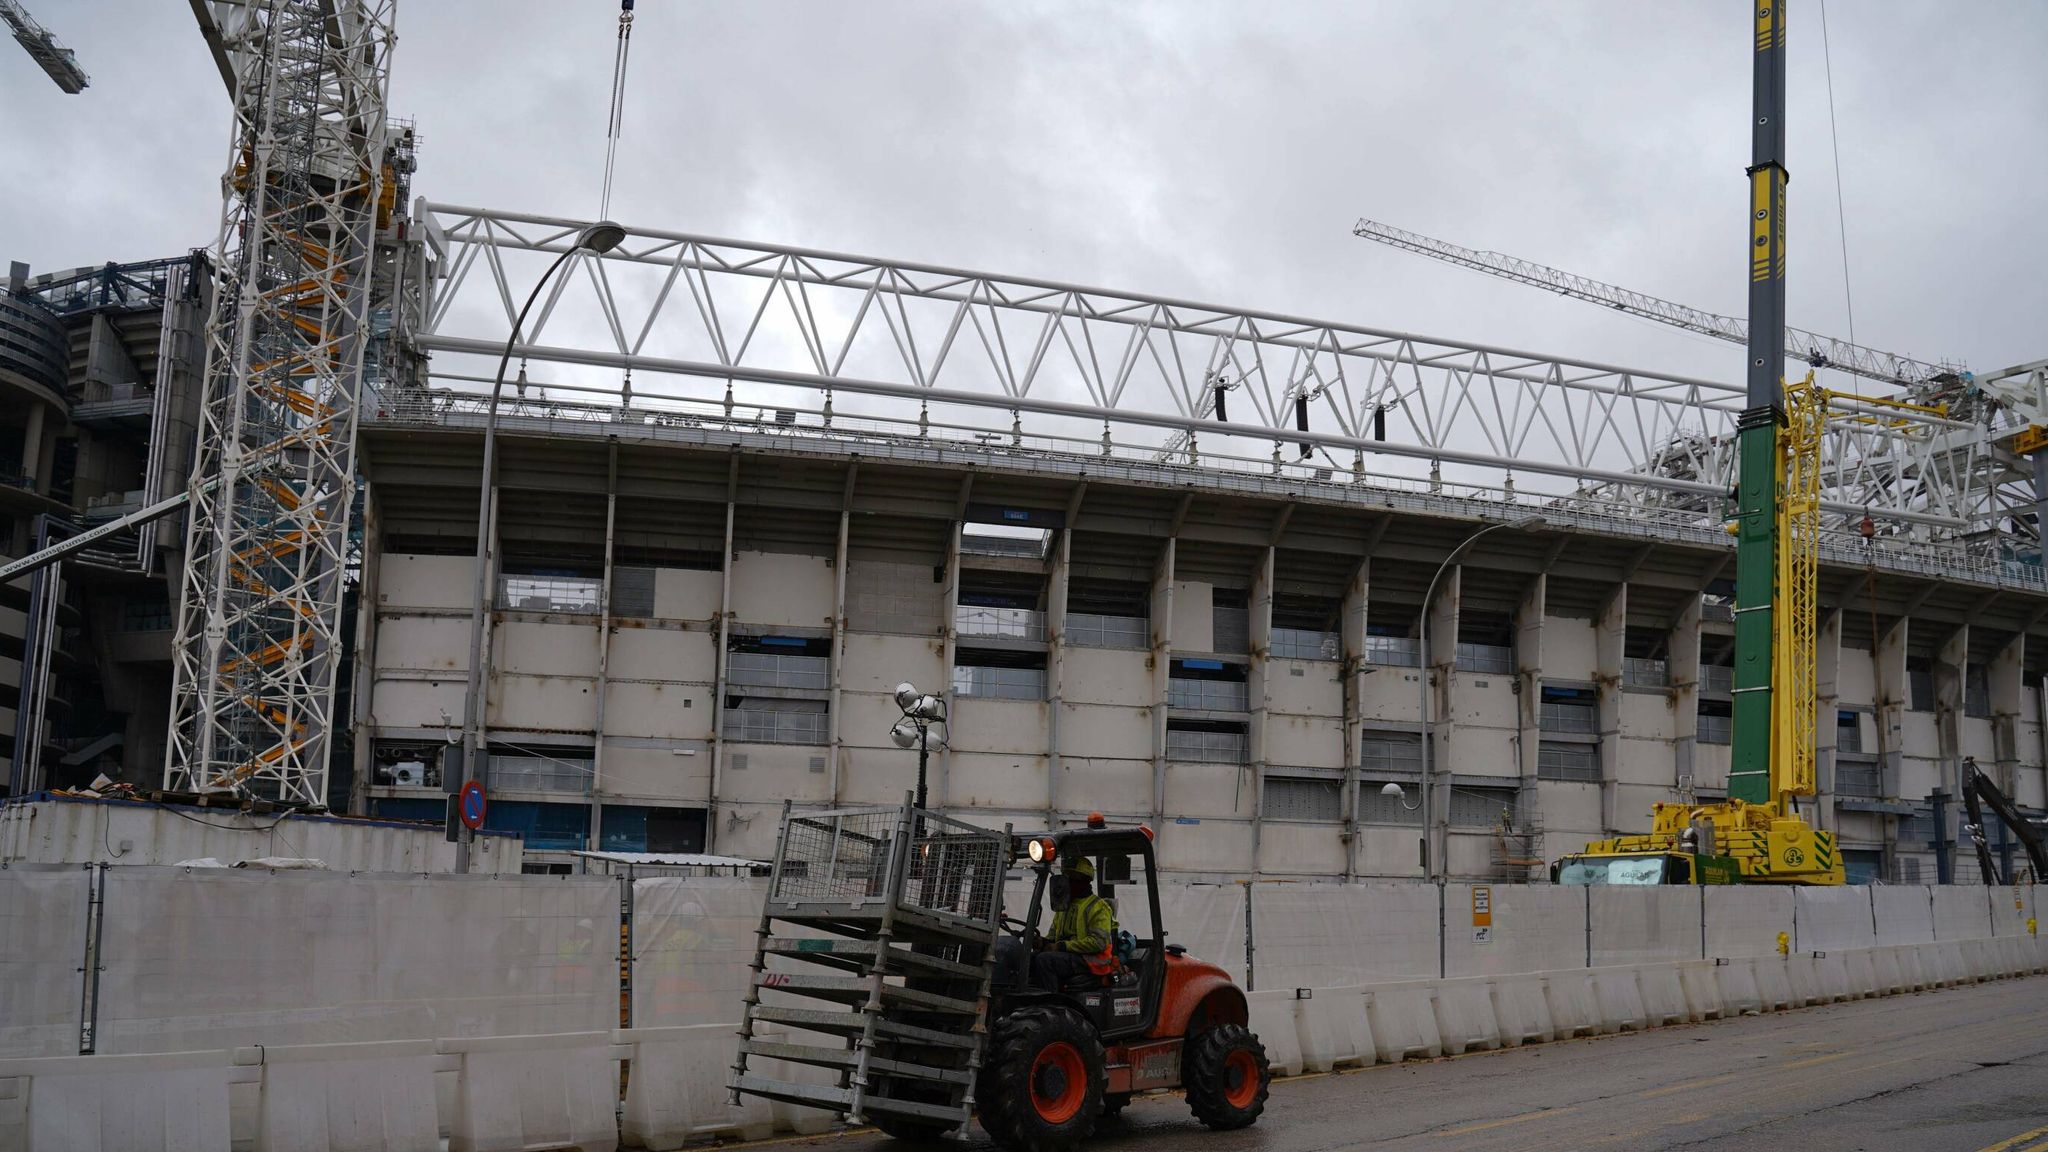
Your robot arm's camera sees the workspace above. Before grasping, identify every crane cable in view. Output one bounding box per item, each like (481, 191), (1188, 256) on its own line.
(599, 0), (636, 220)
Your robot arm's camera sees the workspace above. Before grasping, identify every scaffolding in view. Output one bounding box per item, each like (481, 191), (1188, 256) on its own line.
(167, 0), (397, 806)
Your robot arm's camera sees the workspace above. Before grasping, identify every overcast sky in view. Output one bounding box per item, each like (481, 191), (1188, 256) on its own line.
(4, 1), (2043, 392)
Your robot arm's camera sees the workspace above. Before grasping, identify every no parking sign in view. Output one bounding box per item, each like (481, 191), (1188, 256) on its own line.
(458, 780), (489, 831)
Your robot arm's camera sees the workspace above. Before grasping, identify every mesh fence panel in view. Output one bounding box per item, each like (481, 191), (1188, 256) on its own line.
(904, 811), (1007, 924)
(770, 807), (902, 907)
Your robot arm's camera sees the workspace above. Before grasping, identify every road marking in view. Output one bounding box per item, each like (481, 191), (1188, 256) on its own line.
(1433, 1106), (1578, 1137)
(1977, 1124), (2048, 1152)
(1779, 1052), (1848, 1070)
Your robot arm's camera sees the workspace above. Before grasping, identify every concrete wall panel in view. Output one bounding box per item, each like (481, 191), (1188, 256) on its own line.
(491, 673), (598, 732)
(1058, 703), (1154, 760)
(607, 627), (716, 683)
(949, 699), (1048, 755)
(377, 554), (473, 611)
(948, 752), (1049, 810)
(652, 568), (721, 620)
(1267, 661), (1342, 715)
(604, 682), (713, 739)
(1058, 758), (1155, 816)
(1062, 648), (1156, 706)
(496, 622), (600, 678)
(1266, 713), (1344, 768)
(1172, 581), (1214, 653)
(600, 742), (711, 802)
(728, 551), (835, 629)
(374, 616), (469, 674)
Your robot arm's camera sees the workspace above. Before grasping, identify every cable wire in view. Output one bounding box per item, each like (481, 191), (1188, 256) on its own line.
(599, 2), (636, 220)
(1818, 0), (1858, 350)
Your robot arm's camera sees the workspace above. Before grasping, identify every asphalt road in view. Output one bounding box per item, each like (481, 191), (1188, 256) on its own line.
(742, 974), (2048, 1152)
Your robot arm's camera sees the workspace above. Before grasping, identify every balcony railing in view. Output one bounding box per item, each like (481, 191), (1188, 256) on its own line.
(1363, 635), (1419, 667)
(1169, 678), (1249, 712)
(1165, 728), (1249, 764)
(1700, 665), (1734, 695)
(953, 665), (1047, 700)
(1454, 642), (1512, 675)
(499, 573), (600, 614)
(723, 707), (829, 745)
(1067, 612), (1147, 650)
(1271, 627), (1340, 661)
(1835, 762), (1881, 798)
(486, 755), (593, 796)
(955, 605), (1047, 642)
(1697, 714), (1732, 745)
(726, 651), (830, 691)
(1539, 702), (1598, 735)
(1623, 657), (1669, 688)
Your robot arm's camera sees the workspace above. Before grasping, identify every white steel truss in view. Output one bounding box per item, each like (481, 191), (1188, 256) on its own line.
(399, 204), (2034, 564)
(168, 0), (395, 805)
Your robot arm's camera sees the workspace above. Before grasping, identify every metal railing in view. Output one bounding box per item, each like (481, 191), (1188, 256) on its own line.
(723, 708), (830, 745)
(1835, 762), (1881, 798)
(726, 651), (830, 691)
(954, 605), (1046, 642)
(1539, 702), (1598, 735)
(960, 532), (1049, 560)
(486, 755), (592, 795)
(1697, 714), (1732, 745)
(499, 573), (601, 614)
(1212, 609), (1250, 654)
(770, 802), (1007, 924)
(1271, 627), (1340, 661)
(1536, 742), (1601, 782)
(1364, 635), (1420, 667)
(1623, 657), (1670, 688)
(1066, 612), (1148, 650)
(1169, 678), (1250, 712)
(952, 665), (1047, 700)
(1700, 665), (1734, 695)
(1454, 642), (1512, 675)
(1165, 728), (1250, 764)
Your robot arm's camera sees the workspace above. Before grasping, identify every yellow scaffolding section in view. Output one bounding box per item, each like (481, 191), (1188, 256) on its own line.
(1773, 372), (1823, 802)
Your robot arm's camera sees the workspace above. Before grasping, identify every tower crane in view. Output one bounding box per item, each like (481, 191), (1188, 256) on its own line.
(0, 0), (87, 92)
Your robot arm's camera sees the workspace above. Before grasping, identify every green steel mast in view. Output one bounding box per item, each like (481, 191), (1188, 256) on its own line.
(1730, 2), (1790, 806)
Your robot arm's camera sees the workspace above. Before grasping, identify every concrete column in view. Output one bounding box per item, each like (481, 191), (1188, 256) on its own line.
(347, 481), (382, 817)
(1815, 606), (1844, 832)
(1338, 557), (1370, 880)
(1423, 565), (1460, 877)
(706, 455), (738, 852)
(826, 466), (856, 808)
(1149, 539), (1176, 841)
(20, 402), (43, 489)
(1248, 545), (1275, 875)
(587, 441), (619, 855)
(1045, 514), (1075, 827)
(1875, 619), (1908, 798)
(1935, 625), (1968, 799)
(938, 520), (964, 814)
(1990, 632), (2025, 797)
(1514, 573), (1546, 866)
(1669, 595), (1703, 802)
(1595, 584), (1626, 833)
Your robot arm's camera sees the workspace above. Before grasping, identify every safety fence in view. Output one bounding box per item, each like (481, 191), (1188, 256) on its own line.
(0, 865), (2040, 1151)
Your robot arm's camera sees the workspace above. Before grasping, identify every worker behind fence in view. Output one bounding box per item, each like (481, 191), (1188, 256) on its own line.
(1031, 857), (1117, 990)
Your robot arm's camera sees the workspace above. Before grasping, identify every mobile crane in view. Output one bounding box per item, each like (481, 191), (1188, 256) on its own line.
(1553, 3), (1845, 886)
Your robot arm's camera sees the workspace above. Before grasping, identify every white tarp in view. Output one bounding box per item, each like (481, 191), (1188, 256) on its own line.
(1989, 884), (2038, 937)
(1795, 886), (1877, 952)
(630, 876), (767, 1028)
(1872, 885), (1936, 944)
(1251, 883), (1437, 988)
(1444, 883), (1585, 976)
(1703, 885), (1794, 958)
(0, 865), (89, 1057)
(93, 868), (617, 1053)
(1589, 886), (1703, 966)
(1931, 884), (1993, 941)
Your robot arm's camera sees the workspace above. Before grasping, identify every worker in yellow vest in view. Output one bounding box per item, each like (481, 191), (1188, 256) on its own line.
(1030, 856), (1117, 990)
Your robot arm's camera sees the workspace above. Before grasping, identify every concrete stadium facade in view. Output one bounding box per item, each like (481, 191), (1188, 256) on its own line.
(352, 409), (2048, 883)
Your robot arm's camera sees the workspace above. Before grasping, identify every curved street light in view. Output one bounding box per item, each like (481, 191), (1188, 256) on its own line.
(455, 222), (627, 873)
(1416, 514), (1545, 883)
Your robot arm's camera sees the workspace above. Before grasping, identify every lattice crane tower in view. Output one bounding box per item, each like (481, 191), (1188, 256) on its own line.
(167, 0), (397, 805)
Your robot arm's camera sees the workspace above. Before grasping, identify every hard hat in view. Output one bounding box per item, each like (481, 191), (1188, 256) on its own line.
(1062, 857), (1094, 879)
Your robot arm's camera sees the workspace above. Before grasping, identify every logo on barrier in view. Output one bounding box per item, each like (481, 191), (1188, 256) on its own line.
(1783, 846), (1805, 867)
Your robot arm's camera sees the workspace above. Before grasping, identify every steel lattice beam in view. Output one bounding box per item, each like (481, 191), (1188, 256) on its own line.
(399, 204), (2030, 548)
(168, 0), (395, 805)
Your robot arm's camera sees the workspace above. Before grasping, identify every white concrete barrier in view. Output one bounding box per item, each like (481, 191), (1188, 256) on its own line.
(1296, 990), (1374, 1071)
(1487, 975), (1556, 1046)
(1588, 968), (1648, 1032)
(247, 1040), (442, 1152)
(1868, 946), (1907, 994)
(1898, 944), (1933, 991)
(1431, 979), (1502, 1055)
(0, 1050), (234, 1152)
(1843, 948), (1882, 998)
(1713, 959), (1764, 1015)
(1752, 958), (1795, 1011)
(1782, 954), (1824, 1006)
(1677, 961), (1725, 1021)
(1810, 952), (1852, 1002)
(1362, 983), (1443, 1063)
(621, 1024), (764, 1150)
(1542, 972), (1605, 1038)
(442, 1032), (618, 1152)
(1246, 992), (1305, 1077)
(1636, 964), (1692, 1026)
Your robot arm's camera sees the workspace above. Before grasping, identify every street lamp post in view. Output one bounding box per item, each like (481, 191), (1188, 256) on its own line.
(455, 221), (627, 874)
(1416, 515), (1544, 883)
(891, 682), (947, 812)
